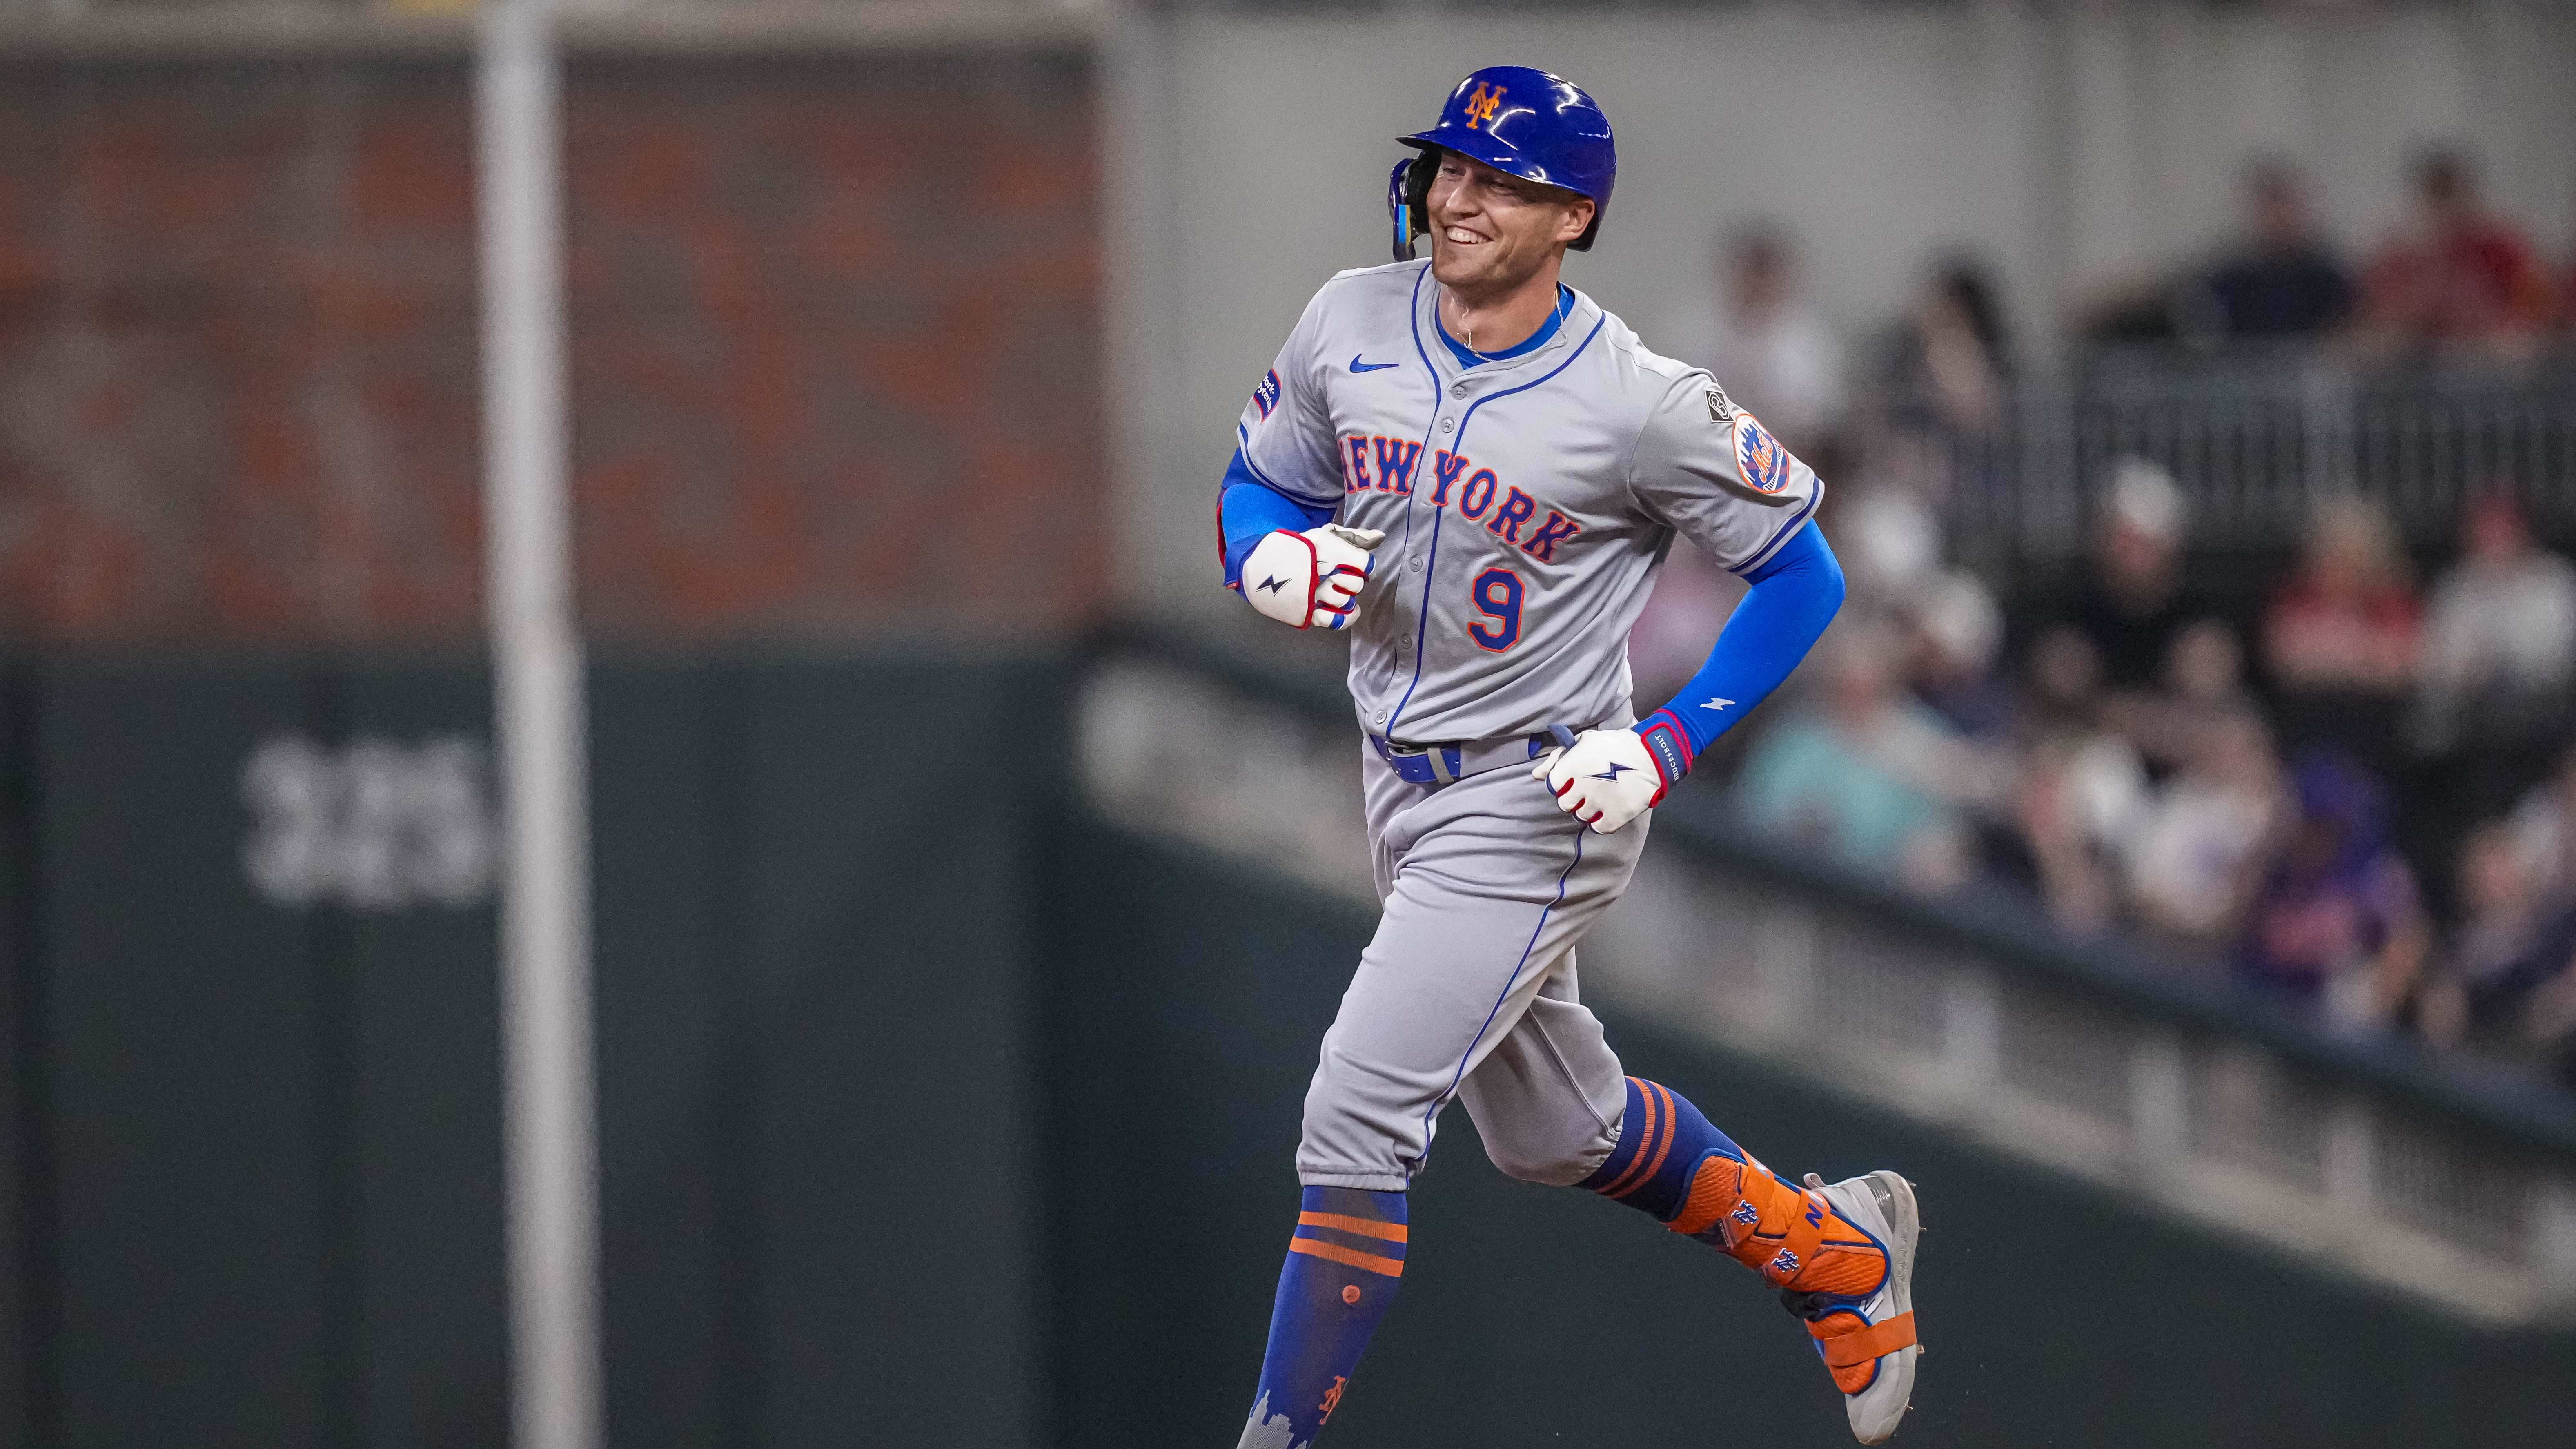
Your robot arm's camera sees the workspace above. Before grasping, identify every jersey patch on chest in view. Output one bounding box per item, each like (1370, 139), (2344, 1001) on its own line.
(1733, 410), (1793, 495)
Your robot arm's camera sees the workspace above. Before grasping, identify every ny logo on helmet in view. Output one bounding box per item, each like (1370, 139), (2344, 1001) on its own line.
(1464, 81), (1506, 130)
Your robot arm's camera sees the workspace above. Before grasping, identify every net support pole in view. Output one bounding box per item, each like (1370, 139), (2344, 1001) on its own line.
(475, 1), (601, 1446)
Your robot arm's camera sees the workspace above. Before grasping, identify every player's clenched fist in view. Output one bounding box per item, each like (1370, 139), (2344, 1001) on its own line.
(1240, 524), (1387, 630)
(1533, 728), (1671, 834)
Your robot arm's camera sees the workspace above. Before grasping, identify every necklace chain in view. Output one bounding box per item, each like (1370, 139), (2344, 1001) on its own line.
(1449, 288), (1569, 363)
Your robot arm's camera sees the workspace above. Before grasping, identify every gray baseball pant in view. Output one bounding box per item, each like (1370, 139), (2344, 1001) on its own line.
(1294, 740), (1650, 1193)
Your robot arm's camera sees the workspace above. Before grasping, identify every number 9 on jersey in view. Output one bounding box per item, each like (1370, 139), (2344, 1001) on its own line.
(1469, 566), (1523, 652)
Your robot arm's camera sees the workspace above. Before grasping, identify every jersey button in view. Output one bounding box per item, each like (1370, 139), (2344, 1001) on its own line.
(1438, 417), (1454, 433)
(1449, 384), (1467, 398)
(1408, 556), (1422, 571)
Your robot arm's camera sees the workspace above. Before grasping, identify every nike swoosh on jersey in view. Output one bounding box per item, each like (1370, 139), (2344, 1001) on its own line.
(1349, 355), (1400, 373)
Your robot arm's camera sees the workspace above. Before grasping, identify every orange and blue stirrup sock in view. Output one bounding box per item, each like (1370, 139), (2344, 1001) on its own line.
(1577, 1075), (1743, 1219)
(1580, 1076), (1888, 1298)
(1236, 1186), (1407, 1449)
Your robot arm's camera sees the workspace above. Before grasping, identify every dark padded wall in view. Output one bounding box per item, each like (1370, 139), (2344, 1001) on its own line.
(28, 658), (505, 1449)
(0, 651), (1064, 1449)
(589, 653), (1059, 1449)
(0, 662), (40, 1448)
(1041, 816), (2576, 1449)
(336, 663), (513, 1448)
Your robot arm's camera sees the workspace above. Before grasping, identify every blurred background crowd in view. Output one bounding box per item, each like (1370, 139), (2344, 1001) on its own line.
(1632, 144), (2576, 1087)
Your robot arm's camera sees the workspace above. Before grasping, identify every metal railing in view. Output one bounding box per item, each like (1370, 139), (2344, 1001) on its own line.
(1936, 348), (2576, 566)
(1077, 625), (2576, 1324)
(1592, 820), (2576, 1324)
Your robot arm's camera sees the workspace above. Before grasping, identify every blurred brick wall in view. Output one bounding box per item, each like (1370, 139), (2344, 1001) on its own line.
(0, 48), (1102, 647)
(568, 54), (1100, 642)
(0, 60), (485, 646)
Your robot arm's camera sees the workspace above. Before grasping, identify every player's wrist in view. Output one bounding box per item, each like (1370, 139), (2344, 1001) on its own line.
(1633, 710), (1693, 792)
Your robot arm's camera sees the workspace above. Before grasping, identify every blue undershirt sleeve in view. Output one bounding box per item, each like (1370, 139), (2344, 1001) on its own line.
(1633, 522), (1845, 779)
(1218, 448), (1335, 589)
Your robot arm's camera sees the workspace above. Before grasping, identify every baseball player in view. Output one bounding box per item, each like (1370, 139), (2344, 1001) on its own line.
(1214, 68), (1921, 1446)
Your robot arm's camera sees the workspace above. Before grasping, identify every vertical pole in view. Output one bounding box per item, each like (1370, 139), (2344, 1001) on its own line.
(476, 2), (601, 1447)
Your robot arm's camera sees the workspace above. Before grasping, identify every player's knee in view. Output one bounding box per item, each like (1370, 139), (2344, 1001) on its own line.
(1479, 1127), (1611, 1188)
(1296, 1056), (1421, 1185)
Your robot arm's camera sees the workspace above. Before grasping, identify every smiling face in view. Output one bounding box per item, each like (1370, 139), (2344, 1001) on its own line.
(1424, 150), (1593, 299)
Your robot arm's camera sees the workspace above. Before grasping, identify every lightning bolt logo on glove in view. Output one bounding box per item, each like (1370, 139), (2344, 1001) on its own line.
(1532, 727), (1675, 834)
(1239, 523), (1387, 631)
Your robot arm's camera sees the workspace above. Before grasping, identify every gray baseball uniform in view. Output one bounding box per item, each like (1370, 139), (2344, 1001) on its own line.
(1234, 259), (1823, 1190)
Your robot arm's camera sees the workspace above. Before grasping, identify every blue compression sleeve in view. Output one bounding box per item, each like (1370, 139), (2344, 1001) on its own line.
(1220, 449), (1334, 589)
(1635, 522), (1845, 780)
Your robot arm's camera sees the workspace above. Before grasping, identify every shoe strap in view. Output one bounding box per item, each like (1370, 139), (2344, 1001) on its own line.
(1808, 1309), (1917, 1368)
(1755, 1186), (1834, 1287)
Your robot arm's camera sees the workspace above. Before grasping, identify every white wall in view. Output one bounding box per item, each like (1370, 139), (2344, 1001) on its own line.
(2058, 1), (2576, 296)
(1106, 2), (2576, 622)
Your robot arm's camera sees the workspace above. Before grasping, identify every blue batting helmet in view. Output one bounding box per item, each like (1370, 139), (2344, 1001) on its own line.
(1389, 65), (1616, 261)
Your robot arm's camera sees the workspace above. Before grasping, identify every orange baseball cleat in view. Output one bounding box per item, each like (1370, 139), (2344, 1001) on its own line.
(1662, 1153), (1923, 1440)
(1777, 1171), (1921, 1444)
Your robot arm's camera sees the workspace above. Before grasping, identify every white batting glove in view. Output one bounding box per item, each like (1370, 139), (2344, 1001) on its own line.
(1240, 524), (1386, 630)
(1532, 728), (1672, 834)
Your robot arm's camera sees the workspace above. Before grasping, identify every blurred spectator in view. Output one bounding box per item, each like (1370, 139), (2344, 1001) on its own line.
(2057, 459), (2204, 694)
(2010, 626), (2149, 934)
(2520, 961), (2576, 1090)
(2418, 820), (2576, 1085)
(1832, 482), (1943, 604)
(1732, 622), (1980, 893)
(2181, 161), (2355, 341)
(2111, 618), (2261, 773)
(2236, 751), (2429, 1032)
(2122, 712), (2285, 947)
(2262, 495), (2420, 769)
(1874, 255), (2012, 444)
(2413, 493), (2576, 758)
(1904, 569), (2014, 742)
(2358, 148), (2555, 363)
(2506, 742), (2576, 901)
(1699, 222), (1848, 452)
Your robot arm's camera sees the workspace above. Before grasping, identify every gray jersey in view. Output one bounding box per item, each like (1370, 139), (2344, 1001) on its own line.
(1235, 259), (1823, 745)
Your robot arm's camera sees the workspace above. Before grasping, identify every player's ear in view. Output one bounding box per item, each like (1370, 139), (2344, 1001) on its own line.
(1557, 197), (1596, 245)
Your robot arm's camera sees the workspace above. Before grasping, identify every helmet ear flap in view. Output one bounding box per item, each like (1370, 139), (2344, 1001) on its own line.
(1388, 148), (1439, 261)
